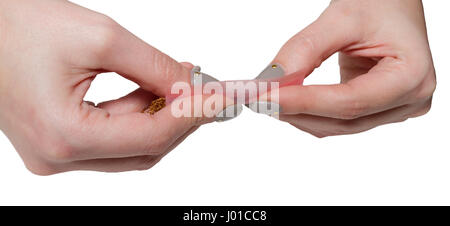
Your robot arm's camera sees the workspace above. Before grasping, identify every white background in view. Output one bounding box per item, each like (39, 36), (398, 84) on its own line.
(1, 0), (449, 205)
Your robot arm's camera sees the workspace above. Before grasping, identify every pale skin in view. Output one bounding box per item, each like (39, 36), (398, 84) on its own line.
(0, 0), (436, 175)
(0, 0), (219, 175)
(265, 0), (436, 138)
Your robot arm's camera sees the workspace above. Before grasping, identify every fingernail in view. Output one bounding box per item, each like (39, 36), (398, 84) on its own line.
(255, 63), (285, 80)
(248, 101), (282, 117)
(215, 104), (243, 122)
(191, 66), (219, 86)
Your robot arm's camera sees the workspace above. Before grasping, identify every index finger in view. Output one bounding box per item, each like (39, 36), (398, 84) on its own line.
(97, 18), (191, 97)
(260, 58), (417, 119)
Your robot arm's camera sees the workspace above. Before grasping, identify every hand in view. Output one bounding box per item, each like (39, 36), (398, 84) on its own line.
(0, 0), (209, 175)
(265, 0), (436, 137)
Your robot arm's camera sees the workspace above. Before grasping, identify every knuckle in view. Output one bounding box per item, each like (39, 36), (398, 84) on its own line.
(150, 51), (184, 82)
(290, 34), (315, 55)
(419, 103), (433, 116)
(411, 100), (433, 118)
(281, 33), (319, 68)
(90, 15), (120, 57)
(414, 71), (437, 102)
(401, 57), (436, 100)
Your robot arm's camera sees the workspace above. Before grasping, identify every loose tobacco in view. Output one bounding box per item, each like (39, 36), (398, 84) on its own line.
(143, 97), (166, 115)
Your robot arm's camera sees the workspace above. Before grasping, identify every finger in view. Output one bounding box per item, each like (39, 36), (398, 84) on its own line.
(63, 155), (160, 173)
(280, 99), (431, 138)
(159, 126), (199, 158)
(139, 125), (200, 171)
(272, 4), (362, 76)
(261, 57), (417, 119)
(96, 88), (157, 115)
(68, 94), (229, 161)
(264, 4), (422, 119)
(74, 106), (195, 160)
(96, 63), (195, 115)
(63, 126), (199, 172)
(99, 21), (192, 97)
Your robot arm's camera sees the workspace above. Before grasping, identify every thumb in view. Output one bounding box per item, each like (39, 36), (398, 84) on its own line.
(272, 5), (362, 77)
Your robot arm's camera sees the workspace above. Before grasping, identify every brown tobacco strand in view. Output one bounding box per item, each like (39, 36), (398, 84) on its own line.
(143, 97), (166, 115)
